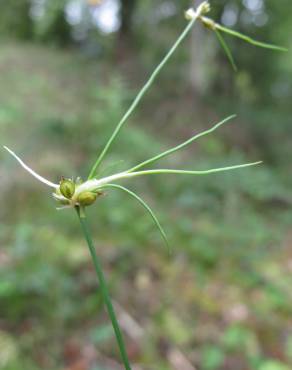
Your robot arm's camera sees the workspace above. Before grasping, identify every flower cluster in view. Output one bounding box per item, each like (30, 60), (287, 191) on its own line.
(53, 178), (102, 208)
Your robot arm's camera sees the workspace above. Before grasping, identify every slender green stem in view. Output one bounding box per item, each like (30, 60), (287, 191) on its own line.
(76, 209), (132, 370)
(88, 17), (198, 180)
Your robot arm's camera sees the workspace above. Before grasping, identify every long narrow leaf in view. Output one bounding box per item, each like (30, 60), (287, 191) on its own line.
(215, 30), (237, 71)
(100, 184), (170, 250)
(216, 24), (288, 52)
(126, 161), (262, 178)
(87, 17), (199, 180)
(127, 115), (236, 173)
(79, 161), (262, 194)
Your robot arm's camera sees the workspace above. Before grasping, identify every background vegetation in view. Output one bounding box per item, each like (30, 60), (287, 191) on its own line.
(1, 1), (292, 369)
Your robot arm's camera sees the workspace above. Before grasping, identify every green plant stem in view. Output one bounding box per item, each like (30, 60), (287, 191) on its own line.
(76, 208), (132, 370)
(88, 17), (198, 180)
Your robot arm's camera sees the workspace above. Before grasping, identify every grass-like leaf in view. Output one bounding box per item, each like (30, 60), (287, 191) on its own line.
(215, 30), (237, 71)
(126, 115), (236, 173)
(87, 17), (198, 180)
(100, 183), (169, 250)
(126, 161), (262, 179)
(216, 24), (288, 52)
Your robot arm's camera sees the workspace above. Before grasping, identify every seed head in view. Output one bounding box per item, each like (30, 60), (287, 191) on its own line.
(77, 191), (97, 206)
(60, 178), (76, 199)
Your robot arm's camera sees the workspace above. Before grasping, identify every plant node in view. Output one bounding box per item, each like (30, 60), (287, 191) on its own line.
(201, 16), (217, 31)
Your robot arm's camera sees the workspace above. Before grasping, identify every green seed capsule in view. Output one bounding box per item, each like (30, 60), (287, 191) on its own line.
(77, 191), (97, 206)
(59, 178), (75, 199)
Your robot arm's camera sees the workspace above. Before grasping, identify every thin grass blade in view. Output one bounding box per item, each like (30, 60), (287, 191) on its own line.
(127, 115), (236, 173)
(126, 161), (262, 179)
(216, 24), (288, 52)
(215, 30), (237, 71)
(100, 184), (170, 250)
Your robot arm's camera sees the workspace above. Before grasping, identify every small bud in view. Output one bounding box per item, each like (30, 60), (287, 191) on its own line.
(197, 1), (211, 16)
(185, 8), (197, 21)
(77, 191), (97, 206)
(60, 178), (75, 199)
(185, 2), (210, 21)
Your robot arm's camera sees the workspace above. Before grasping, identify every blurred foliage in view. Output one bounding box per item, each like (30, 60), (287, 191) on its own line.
(1, 1), (292, 370)
(0, 0), (33, 40)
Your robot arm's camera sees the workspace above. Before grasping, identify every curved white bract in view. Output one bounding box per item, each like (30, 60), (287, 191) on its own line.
(4, 146), (58, 189)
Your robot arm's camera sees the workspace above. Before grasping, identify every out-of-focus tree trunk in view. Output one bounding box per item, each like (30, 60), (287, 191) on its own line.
(116, 0), (138, 63)
(119, 0), (137, 41)
(189, 0), (207, 97)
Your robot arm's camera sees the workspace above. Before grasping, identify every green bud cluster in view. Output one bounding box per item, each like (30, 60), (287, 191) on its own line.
(56, 177), (100, 208)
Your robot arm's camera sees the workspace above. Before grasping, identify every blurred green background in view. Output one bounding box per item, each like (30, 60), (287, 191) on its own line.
(1, 1), (292, 369)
